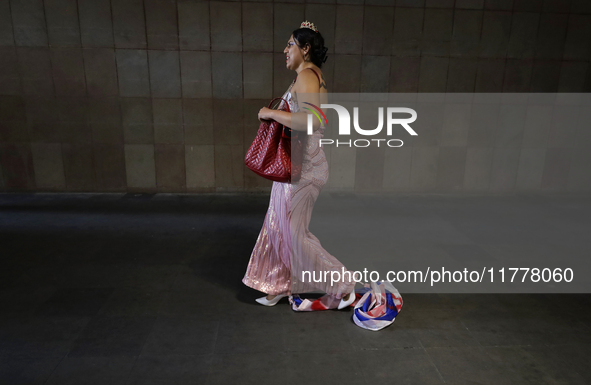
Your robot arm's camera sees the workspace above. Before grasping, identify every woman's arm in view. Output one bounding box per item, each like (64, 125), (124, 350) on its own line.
(272, 69), (323, 132)
(270, 109), (320, 132)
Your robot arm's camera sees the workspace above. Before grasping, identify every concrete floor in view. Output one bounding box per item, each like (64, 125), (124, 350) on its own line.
(0, 192), (590, 385)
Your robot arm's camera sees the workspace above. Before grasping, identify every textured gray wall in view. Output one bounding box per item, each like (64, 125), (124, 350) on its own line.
(0, 0), (590, 193)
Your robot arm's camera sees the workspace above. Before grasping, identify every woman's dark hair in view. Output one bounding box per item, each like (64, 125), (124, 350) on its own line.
(292, 27), (328, 69)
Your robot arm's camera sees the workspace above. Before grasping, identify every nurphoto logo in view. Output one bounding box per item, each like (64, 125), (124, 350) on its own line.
(305, 103), (418, 148)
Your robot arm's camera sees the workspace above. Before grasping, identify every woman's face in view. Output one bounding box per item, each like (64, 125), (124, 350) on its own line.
(284, 35), (308, 70)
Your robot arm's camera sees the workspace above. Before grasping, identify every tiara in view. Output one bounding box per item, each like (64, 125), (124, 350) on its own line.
(300, 20), (318, 33)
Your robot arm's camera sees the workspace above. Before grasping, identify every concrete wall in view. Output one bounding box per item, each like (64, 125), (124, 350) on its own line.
(0, 0), (590, 193)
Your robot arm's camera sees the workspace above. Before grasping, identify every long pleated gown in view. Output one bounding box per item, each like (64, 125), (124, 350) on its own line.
(242, 77), (356, 309)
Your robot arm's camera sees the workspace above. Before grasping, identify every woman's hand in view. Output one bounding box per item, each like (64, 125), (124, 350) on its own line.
(258, 107), (274, 122)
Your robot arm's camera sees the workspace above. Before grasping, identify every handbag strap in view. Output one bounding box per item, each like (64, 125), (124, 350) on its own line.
(268, 97), (291, 113)
(266, 96), (294, 138)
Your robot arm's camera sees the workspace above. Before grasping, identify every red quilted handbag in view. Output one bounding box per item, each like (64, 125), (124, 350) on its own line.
(244, 97), (305, 183)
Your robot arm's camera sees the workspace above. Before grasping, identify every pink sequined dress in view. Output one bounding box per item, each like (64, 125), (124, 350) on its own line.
(242, 76), (356, 310)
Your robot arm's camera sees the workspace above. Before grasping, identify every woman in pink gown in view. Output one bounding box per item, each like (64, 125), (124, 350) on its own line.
(242, 21), (357, 311)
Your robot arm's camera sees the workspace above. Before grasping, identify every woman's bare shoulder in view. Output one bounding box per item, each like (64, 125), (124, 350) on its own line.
(293, 67), (327, 93)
